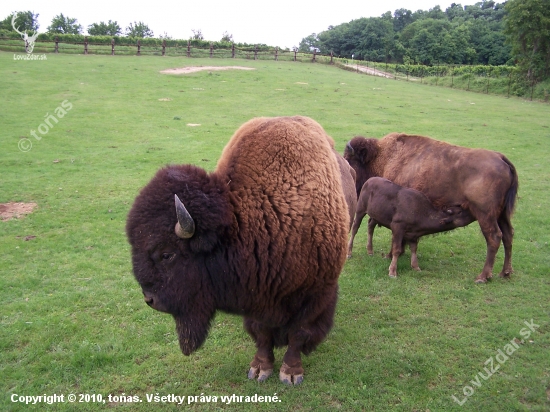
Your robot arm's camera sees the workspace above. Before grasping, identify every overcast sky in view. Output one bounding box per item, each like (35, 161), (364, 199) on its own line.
(1, 0), (483, 49)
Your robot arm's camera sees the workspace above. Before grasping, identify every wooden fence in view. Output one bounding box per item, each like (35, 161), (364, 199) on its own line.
(0, 36), (335, 63)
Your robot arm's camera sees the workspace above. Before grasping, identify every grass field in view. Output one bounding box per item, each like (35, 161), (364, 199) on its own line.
(1, 51), (549, 411)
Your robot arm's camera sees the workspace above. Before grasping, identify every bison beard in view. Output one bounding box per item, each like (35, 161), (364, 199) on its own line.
(126, 116), (349, 384)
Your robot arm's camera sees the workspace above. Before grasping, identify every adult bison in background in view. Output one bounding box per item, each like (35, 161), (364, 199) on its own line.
(126, 116), (349, 385)
(344, 133), (518, 283)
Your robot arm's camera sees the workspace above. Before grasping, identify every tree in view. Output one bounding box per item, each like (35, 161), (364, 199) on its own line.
(87, 20), (121, 36)
(393, 8), (414, 32)
(191, 29), (204, 40)
(125, 21), (153, 38)
(47, 13), (82, 34)
(221, 31), (233, 42)
(504, 0), (550, 78)
(298, 33), (320, 52)
(0, 11), (39, 32)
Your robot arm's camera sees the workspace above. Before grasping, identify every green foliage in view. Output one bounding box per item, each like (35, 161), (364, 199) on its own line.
(0, 10), (39, 32)
(504, 0), (550, 79)
(87, 20), (121, 36)
(306, 2), (512, 66)
(46, 13), (82, 35)
(125, 21), (153, 38)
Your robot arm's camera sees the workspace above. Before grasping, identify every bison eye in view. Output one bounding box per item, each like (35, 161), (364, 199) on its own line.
(162, 253), (175, 261)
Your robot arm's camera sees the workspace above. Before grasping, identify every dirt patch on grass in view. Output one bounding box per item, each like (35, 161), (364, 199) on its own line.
(0, 202), (37, 221)
(160, 66), (255, 75)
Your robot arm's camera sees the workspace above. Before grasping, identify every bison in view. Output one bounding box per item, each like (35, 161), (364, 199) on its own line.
(344, 133), (518, 283)
(126, 116), (349, 385)
(348, 177), (474, 277)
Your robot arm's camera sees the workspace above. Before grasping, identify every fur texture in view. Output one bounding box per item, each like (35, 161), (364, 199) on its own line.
(344, 133), (518, 283)
(126, 116), (349, 384)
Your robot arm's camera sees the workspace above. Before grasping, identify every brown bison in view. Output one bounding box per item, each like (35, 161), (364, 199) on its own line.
(126, 116), (349, 385)
(348, 177), (474, 277)
(344, 133), (518, 283)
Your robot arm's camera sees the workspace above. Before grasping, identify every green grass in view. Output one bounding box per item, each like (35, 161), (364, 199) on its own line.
(1, 52), (549, 411)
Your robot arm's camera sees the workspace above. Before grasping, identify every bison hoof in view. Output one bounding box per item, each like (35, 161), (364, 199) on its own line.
(498, 270), (512, 279)
(474, 275), (491, 284)
(279, 363), (304, 385)
(347, 253), (352, 259)
(248, 366), (273, 382)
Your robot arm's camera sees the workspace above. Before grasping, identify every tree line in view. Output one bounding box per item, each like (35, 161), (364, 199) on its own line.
(0, 11), (234, 42)
(299, 0), (549, 80)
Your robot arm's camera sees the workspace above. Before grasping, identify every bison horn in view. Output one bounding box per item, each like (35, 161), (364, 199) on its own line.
(345, 141), (354, 156)
(174, 194), (195, 239)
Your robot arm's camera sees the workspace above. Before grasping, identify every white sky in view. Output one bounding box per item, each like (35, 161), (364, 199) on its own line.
(1, 0), (483, 49)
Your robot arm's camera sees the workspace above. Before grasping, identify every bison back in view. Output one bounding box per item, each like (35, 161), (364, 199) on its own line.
(216, 116), (349, 303)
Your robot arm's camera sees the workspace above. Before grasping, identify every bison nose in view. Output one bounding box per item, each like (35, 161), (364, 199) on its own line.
(143, 291), (155, 307)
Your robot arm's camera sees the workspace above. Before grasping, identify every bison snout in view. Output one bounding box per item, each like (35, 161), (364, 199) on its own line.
(143, 291), (155, 307)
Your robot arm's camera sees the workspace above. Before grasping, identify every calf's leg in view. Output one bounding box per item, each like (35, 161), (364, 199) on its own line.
(347, 210), (368, 258)
(409, 239), (421, 271)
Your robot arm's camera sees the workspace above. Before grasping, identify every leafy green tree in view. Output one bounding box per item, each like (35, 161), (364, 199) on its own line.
(0, 11), (39, 32)
(221, 31), (233, 42)
(298, 33), (320, 52)
(191, 29), (203, 40)
(504, 0), (550, 78)
(125, 21), (153, 38)
(87, 20), (121, 36)
(393, 9), (414, 32)
(47, 13), (82, 34)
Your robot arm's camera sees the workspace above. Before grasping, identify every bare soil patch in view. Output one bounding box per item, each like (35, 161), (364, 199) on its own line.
(160, 66), (256, 75)
(0, 202), (37, 221)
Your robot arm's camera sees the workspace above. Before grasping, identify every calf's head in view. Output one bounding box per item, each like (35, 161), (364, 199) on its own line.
(126, 165), (234, 354)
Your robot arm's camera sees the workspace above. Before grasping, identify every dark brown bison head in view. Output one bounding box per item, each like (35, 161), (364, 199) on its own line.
(344, 137), (380, 196)
(126, 164), (235, 355)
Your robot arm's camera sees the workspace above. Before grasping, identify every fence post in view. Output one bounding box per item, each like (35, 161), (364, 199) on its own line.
(294, 48), (297, 61)
(232, 43), (235, 58)
(312, 50), (316, 62)
(55, 36), (59, 53)
(136, 39), (141, 56)
(84, 37), (88, 55)
(486, 69), (490, 94)
(162, 39), (166, 56)
(275, 47), (278, 61)
(210, 43), (213, 58)
(330, 51), (333, 64)
(111, 38), (115, 55)
(507, 71), (512, 98)
(254, 45), (258, 60)
(187, 40), (190, 57)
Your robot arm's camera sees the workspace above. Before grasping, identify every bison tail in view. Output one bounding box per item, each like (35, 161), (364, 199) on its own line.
(502, 154), (519, 220)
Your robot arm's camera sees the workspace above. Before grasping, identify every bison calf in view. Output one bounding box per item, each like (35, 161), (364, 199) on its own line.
(347, 177), (473, 277)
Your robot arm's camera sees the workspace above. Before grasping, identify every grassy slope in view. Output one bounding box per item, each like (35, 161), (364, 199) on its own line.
(0, 52), (549, 411)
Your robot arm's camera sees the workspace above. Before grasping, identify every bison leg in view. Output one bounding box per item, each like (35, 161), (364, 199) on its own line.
(409, 239), (421, 271)
(475, 217), (503, 283)
(280, 285), (338, 385)
(389, 227), (405, 277)
(244, 319), (275, 382)
(367, 217), (376, 256)
(347, 210), (368, 258)
(497, 211), (514, 278)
